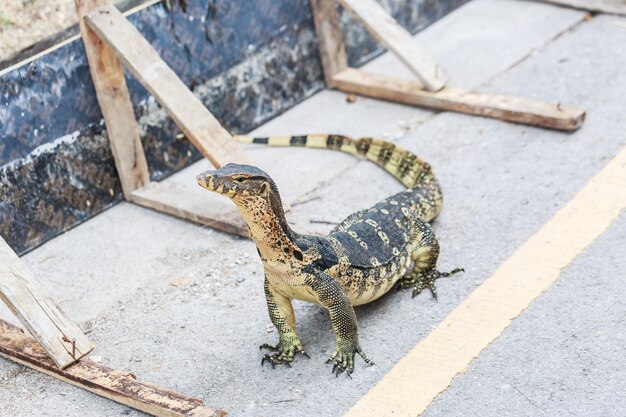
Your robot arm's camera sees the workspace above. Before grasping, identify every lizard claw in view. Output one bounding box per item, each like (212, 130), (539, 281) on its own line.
(403, 267), (464, 300)
(260, 333), (308, 369)
(357, 349), (374, 366)
(261, 353), (291, 368)
(327, 339), (373, 377)
(261, 354), (276, 369)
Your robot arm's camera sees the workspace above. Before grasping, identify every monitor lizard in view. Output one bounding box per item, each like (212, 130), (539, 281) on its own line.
(196, 134), (462, 377)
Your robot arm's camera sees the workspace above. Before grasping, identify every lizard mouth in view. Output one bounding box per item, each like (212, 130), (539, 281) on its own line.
(196, 170), (235, 197)
(196, 171), (217, 191)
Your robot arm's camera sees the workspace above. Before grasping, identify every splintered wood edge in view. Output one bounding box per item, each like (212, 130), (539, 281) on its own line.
(333, 68), (586, 131)
(130, 181), (250, 238)
(0, 319), (226, 417)
(0, 237), (93, 369)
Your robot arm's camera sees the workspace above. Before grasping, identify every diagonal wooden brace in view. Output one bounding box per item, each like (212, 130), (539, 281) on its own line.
(83, 2), (248, 168)
(338, 0), (448, 91)
(76, 0), (248, 236)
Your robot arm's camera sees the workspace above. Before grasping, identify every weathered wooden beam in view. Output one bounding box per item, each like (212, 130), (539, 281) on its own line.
(538, 0), (626, 15)
(84, 2), (249, 168)
(0, 319), (226, 417)
(75, 0), (253, 235)
(338, 0), (447, 91)
(310, 0), (348, 87)
(333, 68), (585, 131)
(76, 0), (150, 199)
(0, 237), (93, 369)
(130, 182), (249, 237)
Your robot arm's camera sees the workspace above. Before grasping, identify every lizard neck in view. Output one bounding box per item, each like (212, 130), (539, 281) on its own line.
(232, 189), (302, 264)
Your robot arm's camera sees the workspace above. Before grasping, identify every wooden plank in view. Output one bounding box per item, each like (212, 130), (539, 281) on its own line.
(338, 0), (447, 91)
(0, 319), (226, 417)
(333, 68), (585, 131)
(310, 0), (348, 87)
(0, 238), (93, 369)
(85, 2), (249, 168)
(130, 182), (249, 238)
(76, 0), (150, 199)
(539, 0), (626, 15)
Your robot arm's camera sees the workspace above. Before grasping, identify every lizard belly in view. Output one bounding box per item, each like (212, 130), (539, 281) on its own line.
(335, 250), (413, 306)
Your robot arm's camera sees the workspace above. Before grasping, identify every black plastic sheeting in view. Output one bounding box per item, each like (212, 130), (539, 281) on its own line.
(0, 0), (468, 254)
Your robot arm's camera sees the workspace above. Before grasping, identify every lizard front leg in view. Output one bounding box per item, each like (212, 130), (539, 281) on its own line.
(261, 277), (308, 368)
(305, 267), (373, 377)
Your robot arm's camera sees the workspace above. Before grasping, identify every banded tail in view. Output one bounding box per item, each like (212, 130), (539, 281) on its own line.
(233, 134), (436, 189)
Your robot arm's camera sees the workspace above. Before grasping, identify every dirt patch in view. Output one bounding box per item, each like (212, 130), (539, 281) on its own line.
(0, 0), (149, 64)
(0, 0), (77, 61)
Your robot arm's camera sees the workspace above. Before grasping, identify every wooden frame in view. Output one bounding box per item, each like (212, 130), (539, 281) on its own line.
(77, 0), (249, 237)
(0, 2), (240, 414)
(311, 0), (586, 131)
(0, 236), (225, 416)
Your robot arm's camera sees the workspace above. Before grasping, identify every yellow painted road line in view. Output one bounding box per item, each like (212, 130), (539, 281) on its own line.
(345, 146), (626, 417)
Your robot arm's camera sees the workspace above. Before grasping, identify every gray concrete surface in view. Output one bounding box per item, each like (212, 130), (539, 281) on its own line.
(2, 1), (626, 416)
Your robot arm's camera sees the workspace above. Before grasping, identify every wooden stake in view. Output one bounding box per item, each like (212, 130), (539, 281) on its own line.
(310, 0), (348, 87)
(84, 3), (248, 168)
(75, 0), (251, 235)
(338, 0), (448, 91)
(76, 0), (150, 198)
(0, 237), (93, 369)
(0, 319), (225, 417)
(333, 68), (586, 131)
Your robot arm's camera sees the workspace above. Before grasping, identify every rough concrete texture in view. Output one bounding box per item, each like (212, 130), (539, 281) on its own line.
(1, 1), (626, 416)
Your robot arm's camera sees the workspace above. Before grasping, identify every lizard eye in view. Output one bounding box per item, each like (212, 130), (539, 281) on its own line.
(235, 177), (245, 183)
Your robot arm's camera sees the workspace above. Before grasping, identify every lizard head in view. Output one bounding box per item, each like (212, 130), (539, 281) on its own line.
(197, 163), (294, 242)
(196, 163), (275, 201)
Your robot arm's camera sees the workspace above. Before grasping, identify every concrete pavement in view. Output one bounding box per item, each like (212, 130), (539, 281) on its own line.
(1, 1), (625, 416)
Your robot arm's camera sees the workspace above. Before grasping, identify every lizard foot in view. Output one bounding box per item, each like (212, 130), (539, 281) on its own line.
(399, 267), (464, 300)
(260, 333), (309, 368)
(326, 339), (374, 378)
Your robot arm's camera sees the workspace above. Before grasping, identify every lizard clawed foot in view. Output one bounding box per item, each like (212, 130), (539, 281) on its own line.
(326, 339), (374, 378)
(260, 333), (309, 369)
(399, 267), (464, 300)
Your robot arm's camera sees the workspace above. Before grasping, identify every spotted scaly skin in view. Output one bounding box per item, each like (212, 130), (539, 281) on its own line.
(196, 134), (463, 377)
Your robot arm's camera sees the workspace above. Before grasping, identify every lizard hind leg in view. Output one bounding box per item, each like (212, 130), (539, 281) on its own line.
(399, 267), (464, 300)
(399, 231), (464, 300)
